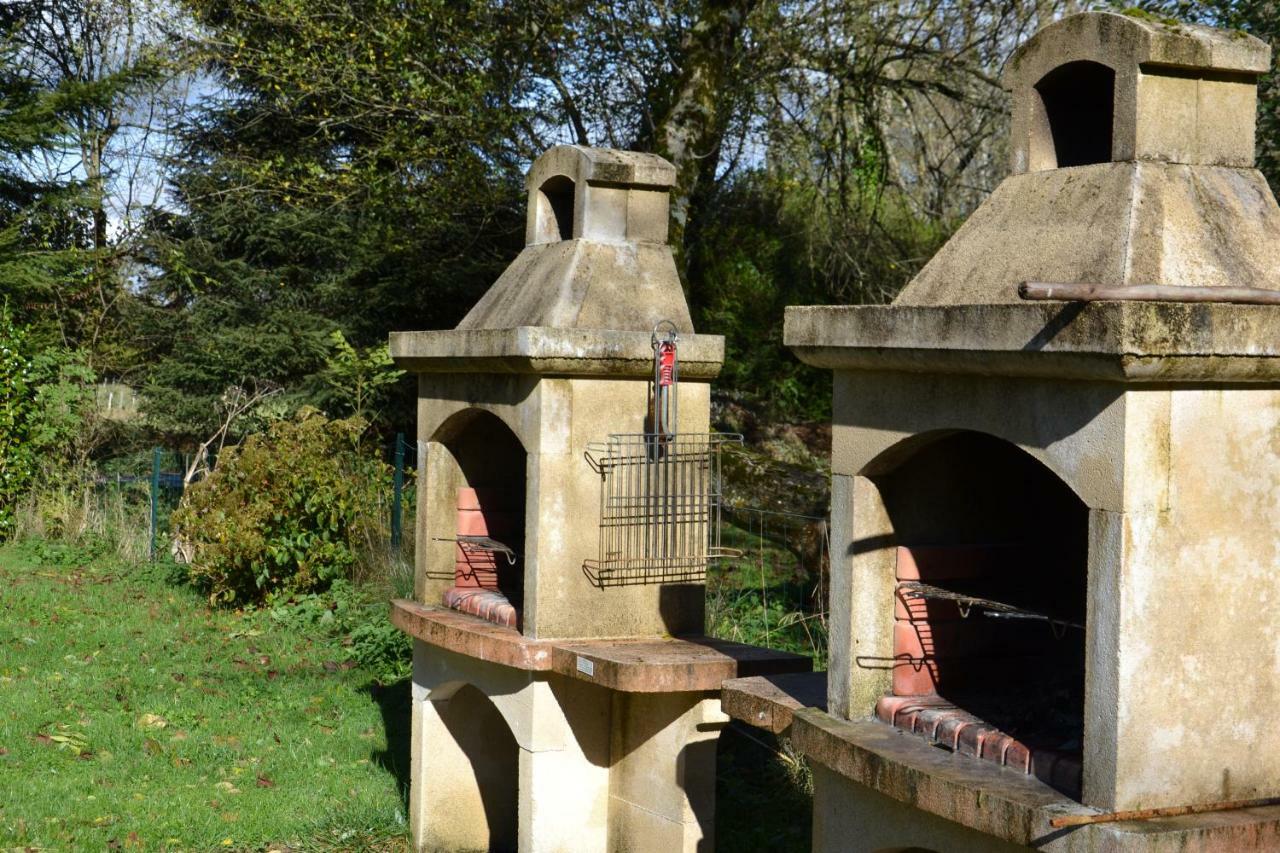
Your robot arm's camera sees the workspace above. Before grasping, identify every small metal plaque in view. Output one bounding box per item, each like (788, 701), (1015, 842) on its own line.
(576, 656), (595, 677)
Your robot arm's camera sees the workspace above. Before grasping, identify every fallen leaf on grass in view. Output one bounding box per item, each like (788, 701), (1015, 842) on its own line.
(255, 774), (275, 788)
(144, 738), (164, 756)
(137, 713), (168, 730)
(0, 746), (8, 755)
(215, 781), (241, 794)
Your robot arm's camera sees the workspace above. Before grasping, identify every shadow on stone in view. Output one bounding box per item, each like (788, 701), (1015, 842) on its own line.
(367, 679), (412, 809)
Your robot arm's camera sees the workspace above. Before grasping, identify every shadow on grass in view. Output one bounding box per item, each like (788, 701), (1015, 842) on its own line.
(367, 679), (413, 809)
(715, 723), (812, 852)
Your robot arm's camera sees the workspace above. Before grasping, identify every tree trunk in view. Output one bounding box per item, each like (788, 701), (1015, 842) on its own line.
(650, 0), (760, 284)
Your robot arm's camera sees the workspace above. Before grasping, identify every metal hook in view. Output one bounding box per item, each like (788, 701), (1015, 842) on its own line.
(651, 319), (679, 349)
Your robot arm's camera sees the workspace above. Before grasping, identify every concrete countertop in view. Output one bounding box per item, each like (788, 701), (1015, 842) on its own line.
(391, 599), (810, 693)
(790, 707), (1280, 851)
(785, 302), (1280, 382)
(390, 326), (724, 378)
(721, 671), (828, 734)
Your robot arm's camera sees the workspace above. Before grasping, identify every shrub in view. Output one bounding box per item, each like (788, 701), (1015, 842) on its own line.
(0, 314), (36, 539)
(172, 410), (389, 605)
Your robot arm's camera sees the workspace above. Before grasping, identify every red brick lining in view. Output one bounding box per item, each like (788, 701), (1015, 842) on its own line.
(442, 587), (518, 629)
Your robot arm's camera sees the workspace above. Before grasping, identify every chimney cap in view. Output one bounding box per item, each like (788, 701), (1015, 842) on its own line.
(524, 145), (677, 192)
(1003, 11), (1270, 91)
(1003, 11), (1272, 175)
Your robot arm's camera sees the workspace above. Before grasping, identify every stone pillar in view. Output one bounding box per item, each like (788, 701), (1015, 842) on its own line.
(409, 642), (614, 853)
(410, 688), (518, 852)
(607, 692), (727, 852)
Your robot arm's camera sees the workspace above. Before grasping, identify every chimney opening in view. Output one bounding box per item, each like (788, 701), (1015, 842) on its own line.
(536, 175), (575, 242)
(1035, 61), (1116, 168)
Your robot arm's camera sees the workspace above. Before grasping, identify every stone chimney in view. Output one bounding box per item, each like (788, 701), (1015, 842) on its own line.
(898, 11), (1277, 306)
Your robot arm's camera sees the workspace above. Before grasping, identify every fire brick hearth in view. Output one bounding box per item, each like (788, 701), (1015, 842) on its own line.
(774, 10), (1280, 853)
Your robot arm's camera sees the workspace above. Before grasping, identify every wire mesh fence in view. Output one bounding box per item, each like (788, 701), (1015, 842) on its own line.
(708, 504), (830, 667)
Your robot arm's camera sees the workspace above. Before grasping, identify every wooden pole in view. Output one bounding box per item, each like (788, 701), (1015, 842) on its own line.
(1049, 795), (1280, 828)
(1019, 281), (1280, 306)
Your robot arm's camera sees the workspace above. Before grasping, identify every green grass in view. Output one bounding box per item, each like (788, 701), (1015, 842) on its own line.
(0, 522), (820, 851)
(708, 516), (828, 669)
(0, 540), (410, 851)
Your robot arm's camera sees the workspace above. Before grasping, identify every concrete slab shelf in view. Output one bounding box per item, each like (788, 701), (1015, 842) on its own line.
(390, 326), (724, 378)
(391, 599), (554, 670)
(391, 599), (811, 693)
(553, 637), (810, 693)
(785, 302), (1280, 382)
(721, 671), (828, 734)
(791, 708), (1280, 851)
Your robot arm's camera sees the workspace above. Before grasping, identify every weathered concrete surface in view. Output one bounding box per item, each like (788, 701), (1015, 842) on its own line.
(1099, 387), (1280, 811)
(785, 302), (1280, 382)
(552, 637), (810, 693)
(816, 369), (1280, 812)
(391, 326), (724, 378)
(1005, 12), (1269, 173)
(608, 692), (726, 853)
(797, 709), (1280, 853)
(721, 671), (828, 734)
(458, 240), (694, 333)
(392, 599), (553, 670)
(412, 373), (715, 641)
(457, 145), (692, 332)
(410, 642), (612, 853)
(408, 640), (742, 853)
(894, 163), (1280, 306)
(393, 600), (811, 691)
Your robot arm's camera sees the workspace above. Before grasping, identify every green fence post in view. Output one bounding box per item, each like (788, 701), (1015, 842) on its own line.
(391, 432), (405, 548)
(150, 447), (161, 562)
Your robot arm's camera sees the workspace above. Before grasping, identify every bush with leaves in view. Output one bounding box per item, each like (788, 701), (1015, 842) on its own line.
(172, 410), (389, 605)
(0, 314), (36, 539)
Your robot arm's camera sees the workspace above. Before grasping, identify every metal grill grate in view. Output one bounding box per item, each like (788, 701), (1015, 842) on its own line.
(582, 433), (742, 587)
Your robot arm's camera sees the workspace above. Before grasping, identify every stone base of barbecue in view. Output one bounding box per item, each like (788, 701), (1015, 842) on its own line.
(793, 708), (1280, 853)
(399, 602), (810, 853)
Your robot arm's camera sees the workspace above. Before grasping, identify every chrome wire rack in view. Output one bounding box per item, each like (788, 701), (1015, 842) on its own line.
(582, 432), (742, 587)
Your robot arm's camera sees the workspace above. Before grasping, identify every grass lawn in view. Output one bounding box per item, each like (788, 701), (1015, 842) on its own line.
(0, 541), (410, 851)
(0, 537), (815, 852)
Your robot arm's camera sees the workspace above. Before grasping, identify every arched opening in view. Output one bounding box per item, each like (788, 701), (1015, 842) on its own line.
(437, 410), (526, 628)
(1035, 60), (1115, 168)
(436, 684), (519, 852)
(871, 431), (1087, 798)
(535, 175), (575, 242)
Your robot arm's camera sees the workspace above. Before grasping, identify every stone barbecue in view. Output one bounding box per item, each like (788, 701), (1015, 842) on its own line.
(727, 10), (1280, 853)
(388, 145), (807, 852)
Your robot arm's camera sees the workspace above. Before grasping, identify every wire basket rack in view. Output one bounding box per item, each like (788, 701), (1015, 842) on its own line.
(582, 433), (743, 587)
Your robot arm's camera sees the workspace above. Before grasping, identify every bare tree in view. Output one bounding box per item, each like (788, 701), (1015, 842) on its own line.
(181, 380), (280, 487)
